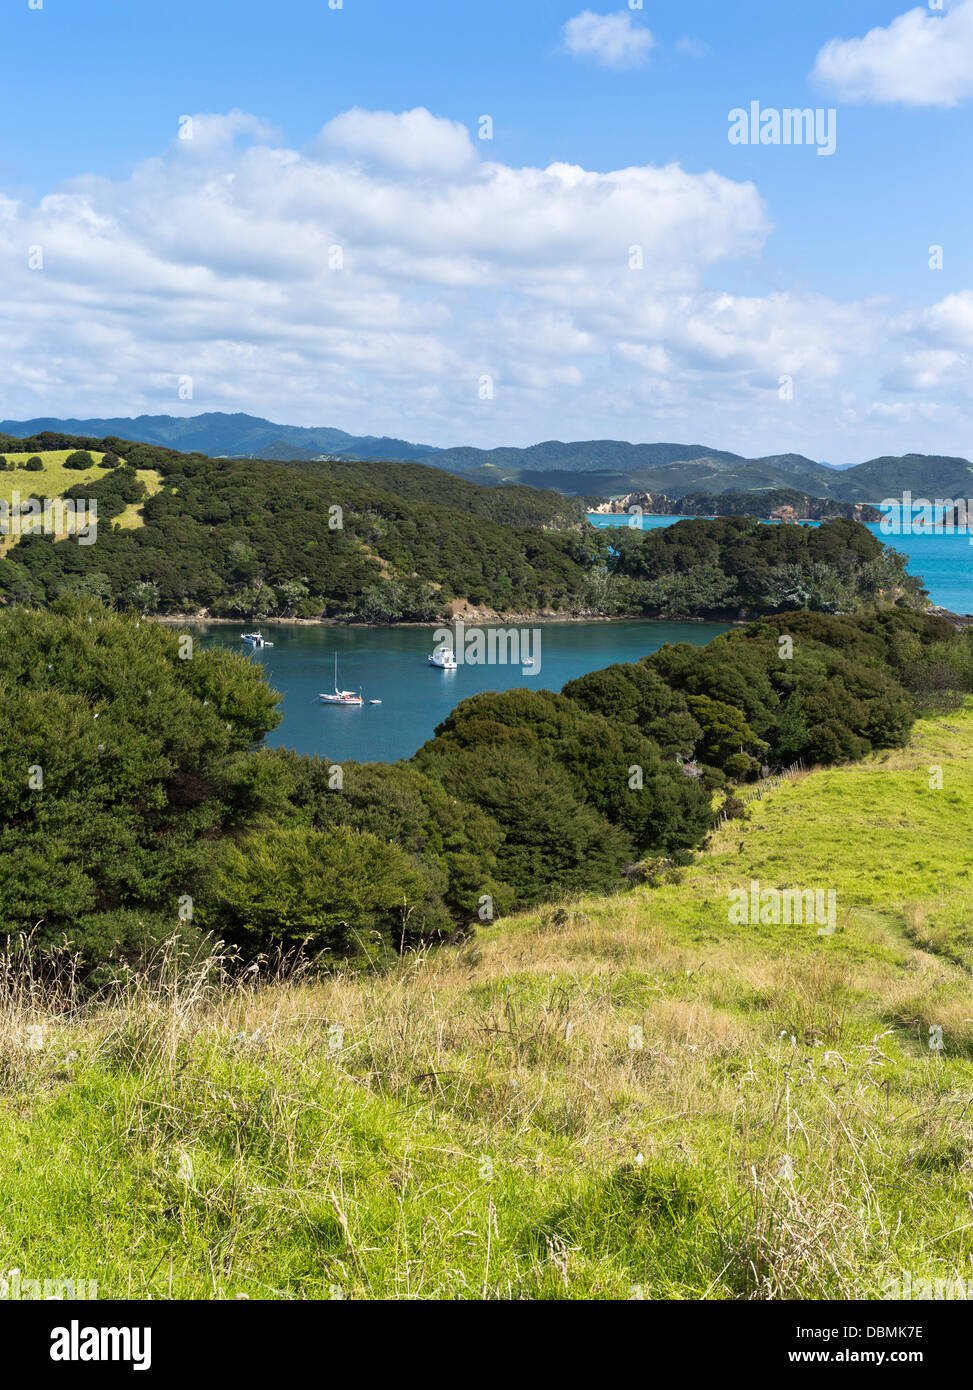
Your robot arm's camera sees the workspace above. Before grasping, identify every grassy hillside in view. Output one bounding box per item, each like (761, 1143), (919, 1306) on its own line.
(0, 450), (162, 542)
(3, 703), (973, 1299)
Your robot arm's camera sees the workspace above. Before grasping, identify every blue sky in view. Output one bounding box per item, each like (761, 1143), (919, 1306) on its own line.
(2, 0), (973, 460)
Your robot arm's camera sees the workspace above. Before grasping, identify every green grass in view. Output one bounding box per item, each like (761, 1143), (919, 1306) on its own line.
(3, 704), (973, 1299)
(0, 451), (162, 541)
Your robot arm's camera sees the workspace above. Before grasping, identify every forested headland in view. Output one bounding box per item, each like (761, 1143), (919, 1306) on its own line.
(0, 430), (926, 622)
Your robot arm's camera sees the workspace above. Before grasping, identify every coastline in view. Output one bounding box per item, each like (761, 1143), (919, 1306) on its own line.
(149, 610), (727, 629)
(147, 604), (973, 633)
(150, 603), (966, 630)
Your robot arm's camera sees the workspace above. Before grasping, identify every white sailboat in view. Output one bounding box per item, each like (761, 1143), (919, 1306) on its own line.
(319, 653), (363, 705)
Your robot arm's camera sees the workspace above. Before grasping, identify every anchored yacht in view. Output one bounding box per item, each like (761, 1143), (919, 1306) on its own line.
(428, 643), (458, 670)
(319, 653), (363, 705)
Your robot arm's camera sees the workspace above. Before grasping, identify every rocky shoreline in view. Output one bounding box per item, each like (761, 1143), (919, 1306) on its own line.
(149, 604), (723, 630)
(927, 605), (973, 629)
(150, 594), (960, 632)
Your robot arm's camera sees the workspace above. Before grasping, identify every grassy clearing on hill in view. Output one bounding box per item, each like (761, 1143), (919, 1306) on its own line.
(0, 451), (162, 542)
(2, 704), (973, 1300)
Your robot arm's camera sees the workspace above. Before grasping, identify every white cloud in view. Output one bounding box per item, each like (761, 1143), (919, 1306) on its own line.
(878, 292), (973, 406)
(813, 0), (973, 106)
(311, 107), (477, 175)
(920, 290), (973, 346)
(1, 105), (972, 458)
(173, 109), (284, 154)
(562, 10), (654, 70)
(882, 348), (962, 391)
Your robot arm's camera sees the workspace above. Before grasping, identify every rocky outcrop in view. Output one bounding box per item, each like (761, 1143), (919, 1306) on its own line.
(588, 491), (678, 516)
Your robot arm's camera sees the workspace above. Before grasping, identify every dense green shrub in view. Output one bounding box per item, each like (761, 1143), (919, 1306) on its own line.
(212, 825), (426, 955)
(560, 608), (962, 782)
(255, 752), (515, 934)
(414, 688), (713, 902)
(0, 600), (281, 963)
(607, 514), (925, 615)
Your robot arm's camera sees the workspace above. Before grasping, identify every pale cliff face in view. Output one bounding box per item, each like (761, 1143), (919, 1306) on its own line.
(591, 491), (670, 515)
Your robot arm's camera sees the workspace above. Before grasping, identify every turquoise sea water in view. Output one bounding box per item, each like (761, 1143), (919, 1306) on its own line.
(586, 513), (973, 615)
(197, 619), (728, 763)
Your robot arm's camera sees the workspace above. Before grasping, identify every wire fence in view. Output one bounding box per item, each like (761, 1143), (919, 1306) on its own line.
(714, 758), (807, 828)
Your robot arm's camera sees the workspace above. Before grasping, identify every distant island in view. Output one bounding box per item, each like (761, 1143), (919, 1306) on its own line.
(588, 488), (882, 524)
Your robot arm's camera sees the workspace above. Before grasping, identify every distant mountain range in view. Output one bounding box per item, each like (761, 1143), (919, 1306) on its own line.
(3, 413), (973, 505)
(430, 439), (745, 473)
(443, 444), (973, 503)
(0, 413), (438, 464)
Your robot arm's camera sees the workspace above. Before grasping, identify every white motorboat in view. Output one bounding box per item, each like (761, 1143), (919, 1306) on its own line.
(428, 643), (458, 670)
(319, 653), (363, 706)
(241, 631), (274, 649)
